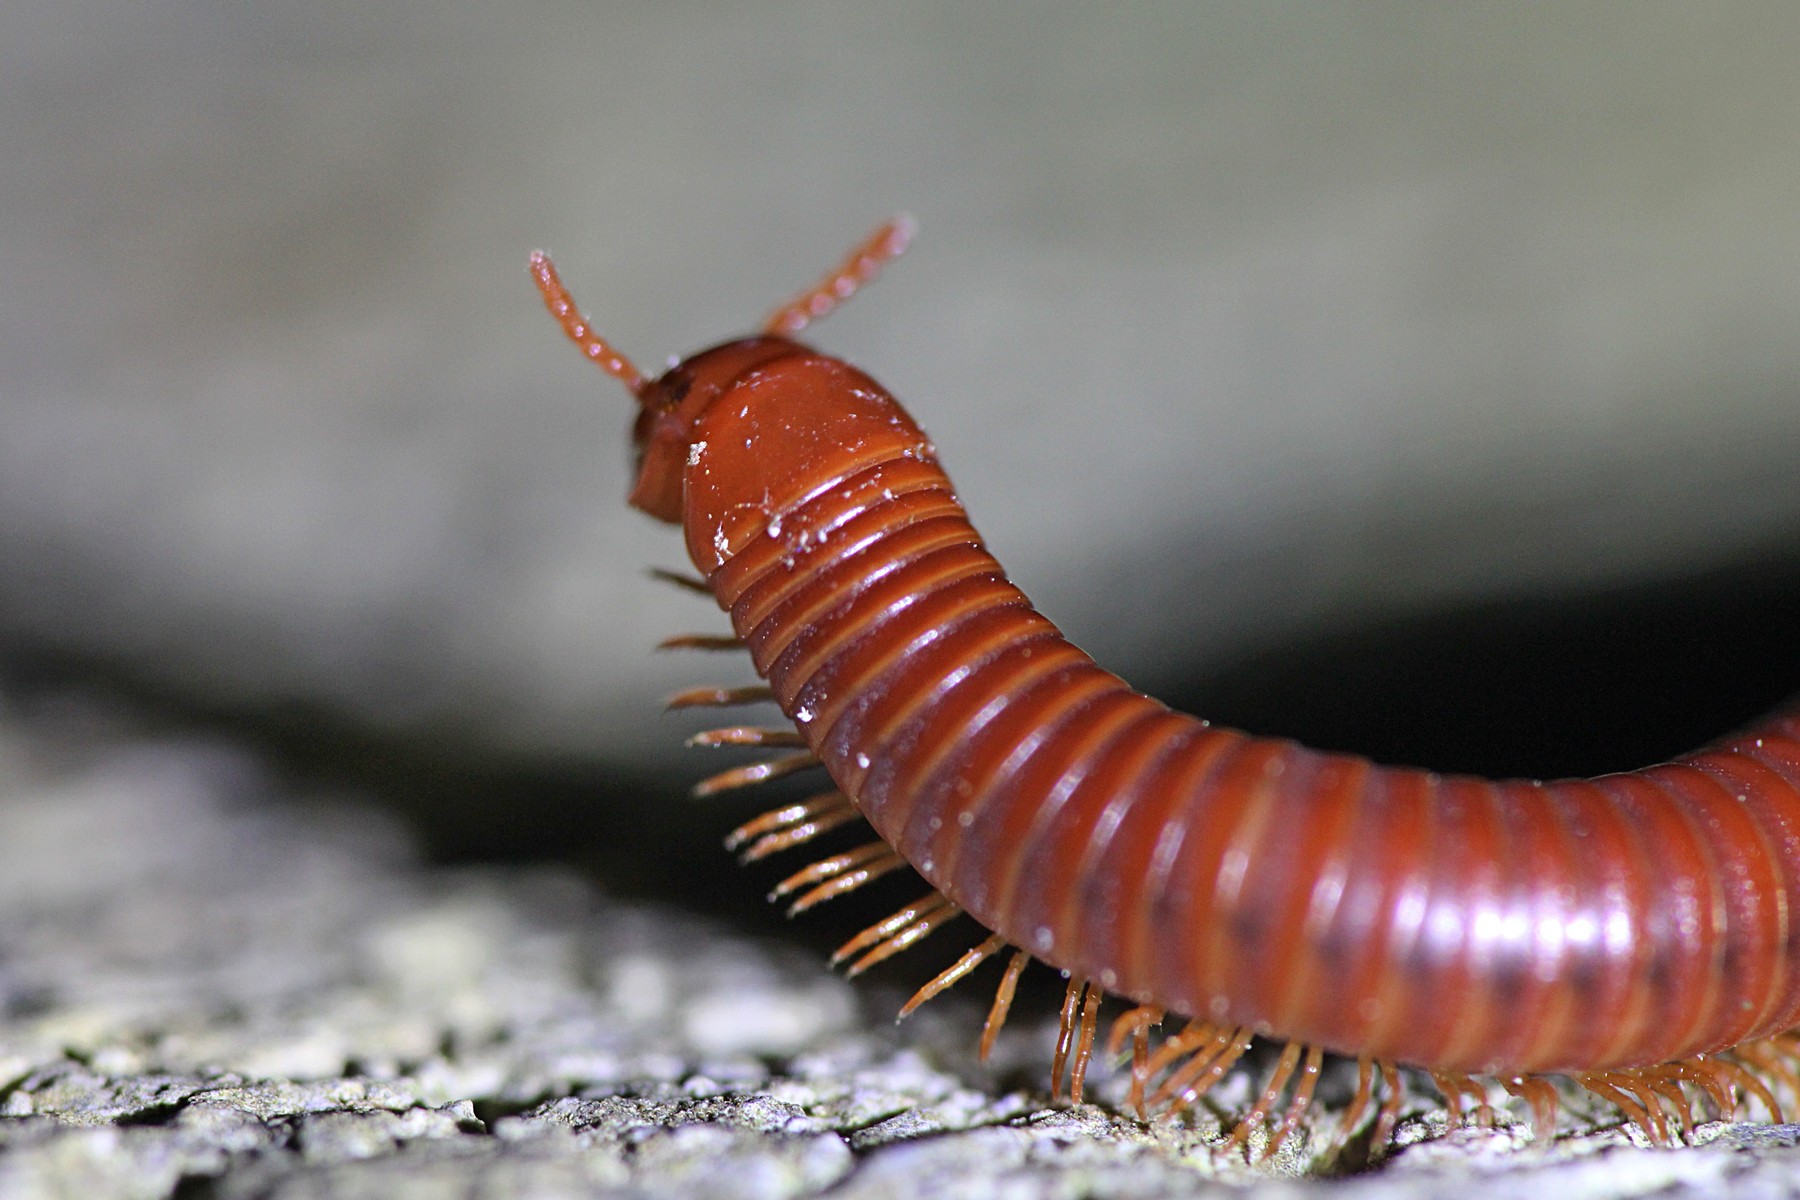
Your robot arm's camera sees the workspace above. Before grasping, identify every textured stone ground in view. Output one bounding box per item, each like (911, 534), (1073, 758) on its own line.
(8, 696), (1800, 1200)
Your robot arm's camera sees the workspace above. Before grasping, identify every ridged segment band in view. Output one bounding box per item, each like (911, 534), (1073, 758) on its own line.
(705, 439), (1800, 1074)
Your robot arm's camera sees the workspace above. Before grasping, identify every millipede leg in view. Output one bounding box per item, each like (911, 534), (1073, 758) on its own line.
(1499, 1074), (1561, 1144)
(1105, 1005), (1162, 1119)
(898, 933), (1008, 1020)
(725, 790), (859, 859)
(1232, 1041), (1304, 1153)
(1264, 1044), (1325, 1158)
(1051, 977), (1084, 1102)
(1619, 1074), (1670, 1143)
(668, 684), (778, 711)
(980, 950), (1031, 1062)
(1768, 1031), (1800, 1076)
(648, 566), (713, 595)
(1152, 1025), (1253, 1113)
(1578, 1074), (1661, 1143)
(1432, 1071), (1494, 1128)
(1141, 1020), (1220, 1083)
(658, 632), (746, 651)
(1130, 1020), (1152, 1120)
(832, 892), (960, 976)
(1339, 1057), (1376, 1143)
(693, 750), (821, 797)
(1671, 1058), (1738, 1121)
(1429, 1071), (1465, 1127)
(1066, 980), (1104, 1104)
(688, 726), (808, 749)
(1730, 1042), (1800, 1118)
(1645, 1075), (1696, 1137)
(1373, 1062), (1404, 1149)
(773, 842), (906, 913)
(1714, 1057), (1783, 1123)
(735, 804), (859, 862)
(723, 791), (856, 859)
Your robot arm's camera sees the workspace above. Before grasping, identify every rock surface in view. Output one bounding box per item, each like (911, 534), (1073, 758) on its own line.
(7, 695), (1800, 1199)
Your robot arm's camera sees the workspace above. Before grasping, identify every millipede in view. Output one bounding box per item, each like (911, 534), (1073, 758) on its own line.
(529, 219), (1800, 1158)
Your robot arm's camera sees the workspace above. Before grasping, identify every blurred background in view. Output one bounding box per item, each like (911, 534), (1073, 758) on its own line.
(3, 3), (1799, 909)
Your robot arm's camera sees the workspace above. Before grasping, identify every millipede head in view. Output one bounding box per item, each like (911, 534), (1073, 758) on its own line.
(529, 219), (914, 523)
(528, 245), (729, 521)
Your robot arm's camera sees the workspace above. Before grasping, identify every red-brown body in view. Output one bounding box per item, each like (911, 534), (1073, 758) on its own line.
(530, 225), (1800, 1150)
(630, 331), (1800, 1077)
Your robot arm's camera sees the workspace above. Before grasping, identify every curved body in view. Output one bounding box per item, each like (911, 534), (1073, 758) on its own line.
(645, 333), (1800, 1077)
(529, 225), (1800, 1147)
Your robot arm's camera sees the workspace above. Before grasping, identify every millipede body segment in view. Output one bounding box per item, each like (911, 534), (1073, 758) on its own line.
(530, 222), (1800, 1154)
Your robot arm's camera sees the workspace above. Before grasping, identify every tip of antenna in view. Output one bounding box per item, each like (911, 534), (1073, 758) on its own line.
(761, 216), (919, 337)
(886, 213), (918, 255)
(526, 249), (557, 291)
(528, 247), (650, 398)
